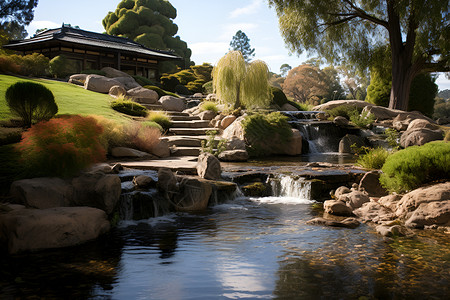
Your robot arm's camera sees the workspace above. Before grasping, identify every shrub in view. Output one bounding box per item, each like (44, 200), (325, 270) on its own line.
(0, 55), (21, 74)
(349, 109), (375, 128)
(380, 141), (450, 193)
(356, 147), (391, 169)
(270, 86), (288, 107)
(175, 84), (192, 95)
(122, 121), (161, 153)
(288, 99), (312, 111)
(203, 81), (213, 94)
(200, 101), (218, 113)
(385, 128), (401, 150)
(326, 105), (362, 119)
(16, 115), (106, 177)
(91, 116), (126, 151)
(9, 53), (49, 77)
(133, 75), (156, 86)
(160, 75), (180, 92)
(143, 85), (180, 98)
(6, 81), (58, 127)
(146, 111), (172, 132)
(201, 130), (227, 156)
(110, 98), (147, 117)
(186, 79), (206, 93)
(242, 112), (292, 156)
(49, 55), (68, 78)
(81, 69), (106, 76)
(141, 120), (163, 132)
(408, 73), (438, 118)
(433, 101), (450, 120)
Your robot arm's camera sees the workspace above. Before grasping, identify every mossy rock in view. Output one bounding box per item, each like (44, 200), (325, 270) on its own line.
(242, 182), (272, 197)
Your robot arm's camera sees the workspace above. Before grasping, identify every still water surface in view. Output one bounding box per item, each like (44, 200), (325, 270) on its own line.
(1, 196), (449, 299)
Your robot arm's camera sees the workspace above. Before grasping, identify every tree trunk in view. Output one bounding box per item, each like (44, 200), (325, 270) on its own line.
(234, 82), (241, 109)
(389, 60), (414, 111)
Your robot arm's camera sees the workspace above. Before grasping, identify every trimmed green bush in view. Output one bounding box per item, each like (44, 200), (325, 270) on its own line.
(110, 98), (147, 117)
(175, 84), (192, 95)
(200, 101), (218, 113)
(16, 115), (106, 178)
(356, 147), (391, 169)
(143, 85), (180, 98)
(242, 112), (292, 156)
(6, 81), (58, 127)
(49, 55), (68, 78)
(380, 141), (450, 193)
(146, 111), (172, 132)
(270, 86), (288, 107)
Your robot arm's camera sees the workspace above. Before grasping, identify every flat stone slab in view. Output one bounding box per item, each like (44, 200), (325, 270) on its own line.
(171, 120), (211, 128)
(119, 156), (198, 174)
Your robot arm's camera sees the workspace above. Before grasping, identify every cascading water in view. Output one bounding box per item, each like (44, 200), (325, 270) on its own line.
(269, 174), (312, 200)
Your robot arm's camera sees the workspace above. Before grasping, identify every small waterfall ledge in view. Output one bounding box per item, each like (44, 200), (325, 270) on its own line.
(269, 174), (312, 200)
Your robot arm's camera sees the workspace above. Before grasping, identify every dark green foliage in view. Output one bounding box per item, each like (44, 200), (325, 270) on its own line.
(408, 74), (438, 117)
(160, 74), (180, 92)
(380, 141), (450, 193)
(132, 75), (156, 86)
(143, 85), (180, 98)
(110, 98), (147, 117)
(433, 100), (450, 120)
(229, 30), (255, 62)
(270, 86), (288, 107)
(356, 147), (391, 170)
(349, 110), (375, 128)
(175, 84), (192, 95)
(3, 53), (49, 76)
(6, 81), (58, 127)
(242, 112), (293, 156)
(0, 144), (25, 196)
(81, 69), (106, 76)
(103, 0), (192, 72)
(201, 130), (227, 156)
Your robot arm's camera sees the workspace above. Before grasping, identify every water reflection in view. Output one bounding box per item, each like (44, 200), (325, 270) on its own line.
(1, 197), (449, 299)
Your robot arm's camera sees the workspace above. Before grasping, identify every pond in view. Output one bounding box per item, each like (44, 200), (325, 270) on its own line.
(1, 195), (449, 299)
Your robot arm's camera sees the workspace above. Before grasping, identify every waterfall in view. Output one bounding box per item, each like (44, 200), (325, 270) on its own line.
(119, 190), (171, 221)
(294, 121), (350, 153)
(269, 174), (312, 200)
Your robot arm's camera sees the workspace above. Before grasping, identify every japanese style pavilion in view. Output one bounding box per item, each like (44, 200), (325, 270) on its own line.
(3, 24), (181, 79)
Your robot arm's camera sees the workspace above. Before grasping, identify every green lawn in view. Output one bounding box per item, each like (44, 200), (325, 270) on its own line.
(0, 74), (131, 122)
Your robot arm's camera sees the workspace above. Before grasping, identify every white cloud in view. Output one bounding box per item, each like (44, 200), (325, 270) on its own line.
(26, 20), (60, 36)
(230, 0), (263, 18)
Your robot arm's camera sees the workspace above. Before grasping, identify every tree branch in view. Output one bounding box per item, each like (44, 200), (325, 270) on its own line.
(342, 0), (389, 29)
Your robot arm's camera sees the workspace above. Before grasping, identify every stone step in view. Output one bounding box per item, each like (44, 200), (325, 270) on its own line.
(170, 115), (201, 121)
(171, 120), (211, 128)
(168, 127), (213, 136)
(162, 136), (205, 147)
(165, 111), (190, 116)
(170, 146), (202, 156)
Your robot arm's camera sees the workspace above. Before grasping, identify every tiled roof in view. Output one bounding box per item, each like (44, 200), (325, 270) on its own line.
(4, 25), (180, 60)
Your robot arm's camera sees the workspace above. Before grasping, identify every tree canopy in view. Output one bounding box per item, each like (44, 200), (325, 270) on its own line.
(102, 0), (192, 73)
(213, 51), (271, 109)
(229, 30), (255, 62)
(0, 0), (38, 46)
(268, 0), (449, 111)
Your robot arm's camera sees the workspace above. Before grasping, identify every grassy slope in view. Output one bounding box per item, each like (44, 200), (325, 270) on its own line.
(0, 74), (130, 122)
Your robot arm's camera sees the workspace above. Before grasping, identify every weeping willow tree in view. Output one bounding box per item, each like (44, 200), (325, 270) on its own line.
(212, 51), (271, 109)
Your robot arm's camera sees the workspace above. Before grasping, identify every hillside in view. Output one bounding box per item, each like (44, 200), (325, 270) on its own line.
(0, 75), (130, 122)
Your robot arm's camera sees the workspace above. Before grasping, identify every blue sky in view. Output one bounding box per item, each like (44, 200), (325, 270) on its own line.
(26, 0), (449, 90)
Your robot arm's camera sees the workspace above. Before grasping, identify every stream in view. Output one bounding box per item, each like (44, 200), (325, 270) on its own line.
(1, 154), (449, 299)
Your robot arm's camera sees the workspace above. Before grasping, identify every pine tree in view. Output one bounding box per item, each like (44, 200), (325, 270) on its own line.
(229, 30), (255, 63)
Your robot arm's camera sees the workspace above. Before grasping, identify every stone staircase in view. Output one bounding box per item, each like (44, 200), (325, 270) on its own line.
(161, 111), (216, 157)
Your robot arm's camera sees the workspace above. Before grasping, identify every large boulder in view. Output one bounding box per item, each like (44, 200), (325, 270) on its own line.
(280, 103), (298, 111)
(226, 136), (246, 150)
(172, 177), (212, 211)
(126, 86), (159, 104)
(339, 134), (366, 154)
(71, 173), (122, 215)
(111, 147), (153, 158)
(282, 128), (302, 156)
(109, 85), (127, 98)
(114, 76), (141, 90)
(353, 201), (396, 224)
(222, 116), (245, 140)
(220, 115), (237, 129)
(101, 67), (132, 78)
(400, 128), (444, 147)
(395, 182), (450, 228)
(157, 168), (178, 193)
(197, 152), (222, 180)
(323, 200), (353, 216)
(338, 190), (370, 210)
(406, 119), (440, 131)
(358, 171), (388, 197)
(199, 110), (217, 120)
(150, 139), (170, 158)
(84, 75), (124, 94)
(218, 150), (249, 162)
(333, 116), (350, 127)
(313, 100), (374, 111)
(0, 205), (110, 254)
(68, 74), (88, 85)
(10, 178), (73, 209)
(159, 96), (186, 112)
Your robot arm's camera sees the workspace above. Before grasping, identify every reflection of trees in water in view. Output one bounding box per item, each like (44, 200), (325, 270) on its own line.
(274, 233), (450, 299)
(0, 233), (123, 298)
